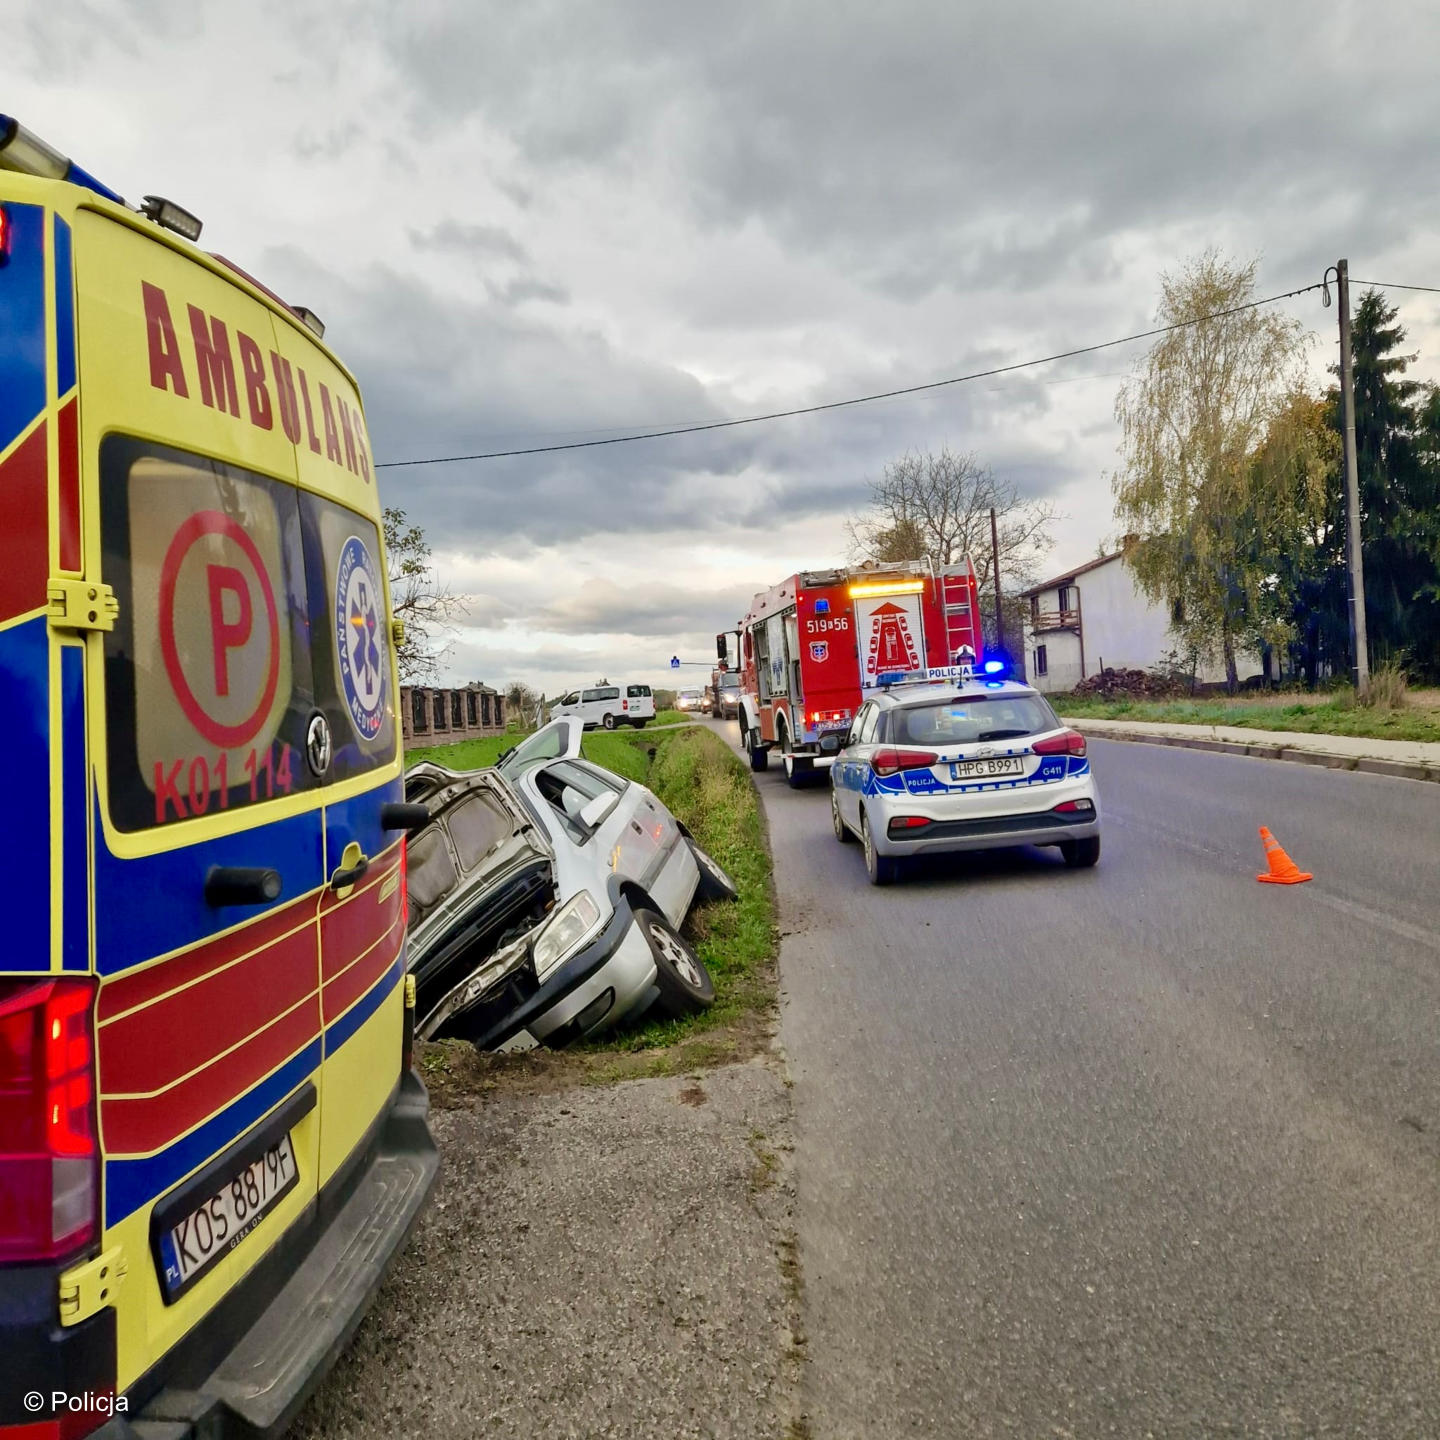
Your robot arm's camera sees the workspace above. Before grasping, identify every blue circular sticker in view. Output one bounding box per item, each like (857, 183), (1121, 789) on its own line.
(335, 535), (387, 741)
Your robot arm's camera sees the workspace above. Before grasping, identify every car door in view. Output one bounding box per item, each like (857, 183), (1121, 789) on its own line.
(839, 703), (877, 828)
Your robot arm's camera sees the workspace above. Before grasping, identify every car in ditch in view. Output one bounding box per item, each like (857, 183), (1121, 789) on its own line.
(402, 718), (738, 1049)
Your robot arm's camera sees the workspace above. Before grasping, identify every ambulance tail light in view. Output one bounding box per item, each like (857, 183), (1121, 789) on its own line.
(870, 747), (939, 777)
(1031, 729), (1087, 758)
(0, 977), (99, 1264)
(0, 204), (10, 264)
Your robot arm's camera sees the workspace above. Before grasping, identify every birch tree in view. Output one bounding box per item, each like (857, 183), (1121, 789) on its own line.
(1112, 252), (1310, 688)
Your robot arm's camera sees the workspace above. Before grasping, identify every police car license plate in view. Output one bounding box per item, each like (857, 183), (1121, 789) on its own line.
(164, 1134), (298, 1294)
(951, 757), (1024, 780)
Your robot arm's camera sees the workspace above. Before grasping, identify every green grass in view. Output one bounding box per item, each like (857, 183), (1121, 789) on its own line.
(403, 724), (778, 1058)
(1057, 693), (1440, 744)
(652, 708), (688, 727)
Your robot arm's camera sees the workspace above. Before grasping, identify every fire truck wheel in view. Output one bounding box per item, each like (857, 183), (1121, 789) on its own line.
(831, 786), (854, 843)
(636, 908), (715, 1017)
(602, 712), (617, 730)
(861, 810), (900, 885)
(689, 841), (740, 902)
(744, 726), (769, 771)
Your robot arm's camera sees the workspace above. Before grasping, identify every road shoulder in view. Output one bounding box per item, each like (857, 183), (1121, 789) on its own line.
(1064, 714), (1440, 783)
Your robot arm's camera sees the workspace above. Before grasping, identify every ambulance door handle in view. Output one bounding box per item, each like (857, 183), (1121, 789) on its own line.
(330, 855), (370, 890)
(205, 867), (283, 907)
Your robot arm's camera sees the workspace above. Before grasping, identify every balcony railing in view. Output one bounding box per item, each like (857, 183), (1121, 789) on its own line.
(1030, 608), (1081, 633)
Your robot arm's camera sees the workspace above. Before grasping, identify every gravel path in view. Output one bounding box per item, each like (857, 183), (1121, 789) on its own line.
(292, 1060), (797, 1440)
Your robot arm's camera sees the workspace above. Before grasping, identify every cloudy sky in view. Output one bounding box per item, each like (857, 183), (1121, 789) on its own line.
(11, 0), (1440, 694)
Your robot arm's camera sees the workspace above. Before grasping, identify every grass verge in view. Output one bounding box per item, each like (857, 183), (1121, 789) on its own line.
(1057, 691), (1440, 744)
(410, 724), (778, 1099)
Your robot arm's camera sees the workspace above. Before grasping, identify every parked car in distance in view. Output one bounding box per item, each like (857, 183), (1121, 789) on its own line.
(403, 718), (738, 1049)
(676, 687), (706, 714)
(550, 681), (651, 729)
(830, 677), (1100, 884)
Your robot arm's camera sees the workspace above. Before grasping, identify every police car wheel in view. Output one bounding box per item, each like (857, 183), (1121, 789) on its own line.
(1060, 835), (1101, 868)
(861, 810), (899, 885)
(689, 841), (739, 903)
(636, 908), (715, 1017)
(831, 787), (854, 843)
(603, 712), (617, 730)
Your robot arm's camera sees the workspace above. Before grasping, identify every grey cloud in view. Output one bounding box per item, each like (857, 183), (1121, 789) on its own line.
(531, 578), (756, 638)
(487, 276), (570, 307)
(410, 220), (529, 263)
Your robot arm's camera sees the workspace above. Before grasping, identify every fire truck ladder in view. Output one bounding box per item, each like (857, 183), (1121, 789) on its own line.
(939, 563), (980, 661)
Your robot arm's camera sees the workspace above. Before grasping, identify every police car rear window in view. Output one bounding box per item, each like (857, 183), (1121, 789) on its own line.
(884, 695), (1060, 746)
(100, 436), (396, 831)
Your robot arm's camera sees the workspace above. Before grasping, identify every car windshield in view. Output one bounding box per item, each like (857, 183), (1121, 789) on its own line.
(720, 673), (740, 689)
(885, 694), (1060, 746)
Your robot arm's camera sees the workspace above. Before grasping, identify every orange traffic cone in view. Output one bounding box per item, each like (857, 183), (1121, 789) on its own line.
(1256, 826), (1312, 885)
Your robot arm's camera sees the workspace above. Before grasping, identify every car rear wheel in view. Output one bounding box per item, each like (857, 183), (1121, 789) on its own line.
(602, 712), (617, 730)
(689, 841), (739, 902)
(1060, 835), (1101, 868)
(780, 725), (811, 789)
(636, 908), (715, 1017)
(831, 786), (854, 843)
(861, 810), (899, 885)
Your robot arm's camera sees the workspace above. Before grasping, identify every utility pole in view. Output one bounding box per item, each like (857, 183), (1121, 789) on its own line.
(989, 506), (1004, 655)
(1335, 259), (1370, 697)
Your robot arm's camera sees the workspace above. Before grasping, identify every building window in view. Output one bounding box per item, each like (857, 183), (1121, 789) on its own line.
(481, 692), (491, 727)
(1057, 585), (1074, 614)
(452, 692), (463, 727)
(1035, 645), (1048, 677)
(467, 691), (478, 725)
(412, 690), (428, 733)
(1029, 594), (1039, 625)
(433, 694), (447, 731)
(494, 696), (505, 727)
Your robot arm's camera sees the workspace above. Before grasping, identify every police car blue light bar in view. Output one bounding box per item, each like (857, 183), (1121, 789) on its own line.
(982, 659), (1005, 674)
(0, 114), (127, 205)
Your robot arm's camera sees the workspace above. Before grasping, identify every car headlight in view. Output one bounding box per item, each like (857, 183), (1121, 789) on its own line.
(532, 891), (604, 980)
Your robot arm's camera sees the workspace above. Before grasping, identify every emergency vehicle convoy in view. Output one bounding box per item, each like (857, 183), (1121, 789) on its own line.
(728, 559), (984, 786)
(0, 117), (436, 1438)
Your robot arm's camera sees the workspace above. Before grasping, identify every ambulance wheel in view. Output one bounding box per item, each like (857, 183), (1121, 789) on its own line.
(831, 786), (854, 843)
(1060, 835), (1101, 868)
(636, 909), (715, 1017)
(603, 712), (617, 730)
(861, 810), (899, 885)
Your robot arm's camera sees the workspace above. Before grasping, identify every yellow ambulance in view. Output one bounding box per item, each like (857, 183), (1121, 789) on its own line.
(0, 116), (436, 1439)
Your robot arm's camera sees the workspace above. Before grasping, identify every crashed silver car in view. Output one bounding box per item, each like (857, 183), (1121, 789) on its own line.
(403, 717), (737, 1050)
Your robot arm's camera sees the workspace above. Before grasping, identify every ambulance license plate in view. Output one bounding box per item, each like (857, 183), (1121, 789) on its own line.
(950, 757), (1024, 780)
(161, 1134), (298, 1296)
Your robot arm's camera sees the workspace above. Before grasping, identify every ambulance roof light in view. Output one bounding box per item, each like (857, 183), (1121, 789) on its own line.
(0, 114), (127, 206)
(141, 194), (203, 242)
(292, 306), (326, 339)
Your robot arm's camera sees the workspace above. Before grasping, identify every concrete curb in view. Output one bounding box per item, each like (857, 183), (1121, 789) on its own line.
(1061, 721), (1440, 785)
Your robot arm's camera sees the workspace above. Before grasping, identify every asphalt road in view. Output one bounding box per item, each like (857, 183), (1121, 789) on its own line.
(744, 729), (1440, 1439)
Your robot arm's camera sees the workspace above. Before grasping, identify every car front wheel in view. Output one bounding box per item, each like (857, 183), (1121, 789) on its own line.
(636, 908), (715, 1017)
(1060, 835), (1101, 868)
(861, 810), (899, 885)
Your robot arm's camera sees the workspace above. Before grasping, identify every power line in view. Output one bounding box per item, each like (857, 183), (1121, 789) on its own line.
(1352, 279), (1440, 296)
(375, 280), (1327, 469)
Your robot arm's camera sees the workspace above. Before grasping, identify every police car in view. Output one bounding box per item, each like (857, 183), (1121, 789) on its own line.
(828, 667), (1100, 884)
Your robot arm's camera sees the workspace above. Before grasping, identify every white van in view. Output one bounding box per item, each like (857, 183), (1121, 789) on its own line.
(550, 682), (653, 729)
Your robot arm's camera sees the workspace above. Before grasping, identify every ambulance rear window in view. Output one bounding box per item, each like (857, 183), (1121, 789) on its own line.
(100, 436), (396, 832)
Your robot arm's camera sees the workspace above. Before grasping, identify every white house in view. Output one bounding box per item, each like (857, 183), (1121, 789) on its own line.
(1018, 541), (1260, 694)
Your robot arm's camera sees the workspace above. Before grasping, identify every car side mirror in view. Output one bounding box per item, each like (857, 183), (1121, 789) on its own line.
(818, 733), (842, 754)
(578, 793), (619, 828)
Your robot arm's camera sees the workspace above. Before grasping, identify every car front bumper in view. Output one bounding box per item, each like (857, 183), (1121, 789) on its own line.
(472, 889), (659, 1051)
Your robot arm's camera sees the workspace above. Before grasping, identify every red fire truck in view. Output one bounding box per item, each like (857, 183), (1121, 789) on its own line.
(727, 559), (984, 785)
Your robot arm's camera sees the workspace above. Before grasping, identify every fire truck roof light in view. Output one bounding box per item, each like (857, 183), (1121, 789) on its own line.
(848, 580), (925, 598)
(0, 115), (127, 205)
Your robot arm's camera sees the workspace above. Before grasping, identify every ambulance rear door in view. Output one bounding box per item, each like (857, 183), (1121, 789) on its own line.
(75, 203), (329, 1389)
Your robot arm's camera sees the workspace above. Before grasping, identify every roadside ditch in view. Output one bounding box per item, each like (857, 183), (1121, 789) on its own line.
(292, 724), (804, 1439)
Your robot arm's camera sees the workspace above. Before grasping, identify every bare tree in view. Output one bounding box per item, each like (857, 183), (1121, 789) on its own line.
(384, 506), (460, 684)
(847, 446), (1058, 592)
